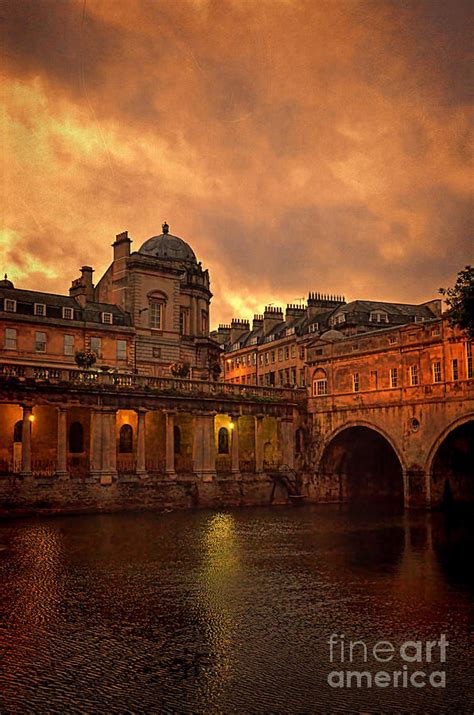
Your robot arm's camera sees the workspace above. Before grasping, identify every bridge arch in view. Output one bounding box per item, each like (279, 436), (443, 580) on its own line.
(318, 421), (405, 504)
(425, 414), (474, 508)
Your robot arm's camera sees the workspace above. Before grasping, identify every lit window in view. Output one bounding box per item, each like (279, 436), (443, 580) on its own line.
(5, 327), (17, 350)
(452, 359), (459, 381)
(35, 331), (46, 353)
(34, 303), (46, 317)
(410, 365), (418, 386)
(352, 373), (359, 393)
(117, 340), (127, 361)
(62, 307), (74, 320)
(4, 299), (16, 312)
(149, 303), (162, 329)
(390, 368), (398, 388)
(313, 379), (328, 396)
(102, 312), (113, 324)
(64, 334), (74, 356)
(432, 361), (441, 383)
(90, 336), (102, 357)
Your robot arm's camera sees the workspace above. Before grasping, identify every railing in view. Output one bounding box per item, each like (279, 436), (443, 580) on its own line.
(216, 455), (231, 473)
(68, 455), (90, 478)
(0, 361), (306, 402)
(117, 455), (136, 475)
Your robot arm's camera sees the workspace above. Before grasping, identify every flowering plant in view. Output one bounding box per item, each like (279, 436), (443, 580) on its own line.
(75, 350), (97, 369)
(169, 361), (190, 378)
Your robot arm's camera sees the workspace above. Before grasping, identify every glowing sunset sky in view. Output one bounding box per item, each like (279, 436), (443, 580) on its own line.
(2, 0), (472, 325)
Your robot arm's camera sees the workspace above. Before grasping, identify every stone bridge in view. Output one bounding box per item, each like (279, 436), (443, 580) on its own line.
(305, 380), (474, 509)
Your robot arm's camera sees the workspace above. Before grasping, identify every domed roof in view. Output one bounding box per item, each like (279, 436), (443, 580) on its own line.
(0, 274), (14, 288)
(138, 222), (196, 262)
(320, 329), (344, 341)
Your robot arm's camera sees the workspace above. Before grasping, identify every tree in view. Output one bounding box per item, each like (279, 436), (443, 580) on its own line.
(439, 266), (474, 339)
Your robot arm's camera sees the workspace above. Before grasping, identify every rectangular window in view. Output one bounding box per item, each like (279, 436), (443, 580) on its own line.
(62, 307), (74, 320)
(284, 347), (289, 360)
(264, 352), (269, 365)
(34, 303), (46, 317)
(247, 354), (251, 366)
(291, 345), (296, 358)
(259, 354), (264, 366)
(414, 316), (424, 323)
(5, 327), (17, 350)
(370, 370), (378, 390)
(90, 336), (102, 357)
(299, 346), (305, 359)
(64, 334), (74, 356)
(252, 353), (256, 365)
(432, 327), (440, 337)
(410, 365), (419, 386)
(278, 348), (283, 361)
(390, 368), (398, 388)
(432, 361), (441, 383)
(4, 298), (16, 312)
(201, 310), (208, 334)
(117, 339), (127, 361)
(352, 373), (359, 392)
(35, 331), (46, 353)
(152, 347), (161, 358)
(179, 310), (186, 335)
(452, 359), (459, 381)
(291, 367), (296, 384)
(299, 369), (305, 387)
(149, 303), (162, 329)
(314, 379), (328, 396)
(102, 312), (113, 324)
(389, 336), (397, 345)
(467, 342), (473, 379)
(271, 350), (275, 363)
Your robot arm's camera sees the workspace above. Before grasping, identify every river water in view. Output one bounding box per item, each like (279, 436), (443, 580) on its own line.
(0, 505), (473, 714)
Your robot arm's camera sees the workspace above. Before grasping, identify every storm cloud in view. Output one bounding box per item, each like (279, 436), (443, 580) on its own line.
(2, 0), (472, 324)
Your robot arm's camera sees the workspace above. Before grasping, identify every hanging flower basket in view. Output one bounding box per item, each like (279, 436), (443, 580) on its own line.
(75, 350), (97, 369)
(169, 361), (190, 378)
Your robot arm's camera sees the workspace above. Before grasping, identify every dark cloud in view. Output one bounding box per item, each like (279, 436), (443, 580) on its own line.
(1, 0), (472, 324)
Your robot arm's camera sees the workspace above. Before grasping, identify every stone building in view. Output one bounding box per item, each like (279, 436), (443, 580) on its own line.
(218, 292), (441, 388)
(0, 223), (217, 378)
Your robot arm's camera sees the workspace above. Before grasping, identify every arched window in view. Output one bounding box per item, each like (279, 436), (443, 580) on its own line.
(218, 427), (229, 454)
(174, 425), (181, 454)
(69, 422), (84, 453)
(312, 368), (328, 397)
(13, 420), (23, 443)
(119, 424), (133, 453)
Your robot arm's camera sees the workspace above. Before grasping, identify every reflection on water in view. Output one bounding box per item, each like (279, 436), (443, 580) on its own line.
(0, 506), (473, 714)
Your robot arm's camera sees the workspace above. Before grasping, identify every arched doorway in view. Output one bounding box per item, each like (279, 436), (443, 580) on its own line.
(431, 421), (474, 508)
(319, 426), (404, 503)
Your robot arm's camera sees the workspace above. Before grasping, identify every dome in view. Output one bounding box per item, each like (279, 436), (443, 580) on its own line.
(138, 222), (196, 262)
(0, 274), (14, 288)
(320, 329), (344, 341)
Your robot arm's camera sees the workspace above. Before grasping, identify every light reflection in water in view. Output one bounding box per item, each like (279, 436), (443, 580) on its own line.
(197, 513), (239, 697)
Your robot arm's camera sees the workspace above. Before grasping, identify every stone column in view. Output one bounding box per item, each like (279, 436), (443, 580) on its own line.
(165, 411), (176, 477)
(230, 415), (241, 478)
(56, 407), (68, 479)
(136, 408), (147, 478)
(280, 418), (295, 470)
(90, 408), (103, 478)
(255, 415), (264, 473)
(107, 410), (117, 480)
(20, 404), (33, 476)
(193, 412), (216, 481)
(98, 409), (117, 484)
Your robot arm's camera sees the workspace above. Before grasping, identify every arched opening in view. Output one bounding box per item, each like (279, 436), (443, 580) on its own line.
(174, 425), (181, 455)
(13, 420), (23, 443)
(119, 424), (133, 453)
(431, 421), (474, 508)
(69, 421), (84, 453)
(218, 427), (229, 454)
(320, 426), (404, 503)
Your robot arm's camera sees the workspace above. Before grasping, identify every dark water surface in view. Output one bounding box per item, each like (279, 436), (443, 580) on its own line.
(0, 505), (473, 714)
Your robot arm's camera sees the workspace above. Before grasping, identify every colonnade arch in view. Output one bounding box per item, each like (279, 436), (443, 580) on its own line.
(427, 416), (474, 508)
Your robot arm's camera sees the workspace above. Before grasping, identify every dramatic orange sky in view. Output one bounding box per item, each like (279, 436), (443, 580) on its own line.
(2, 0), (472, 326)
